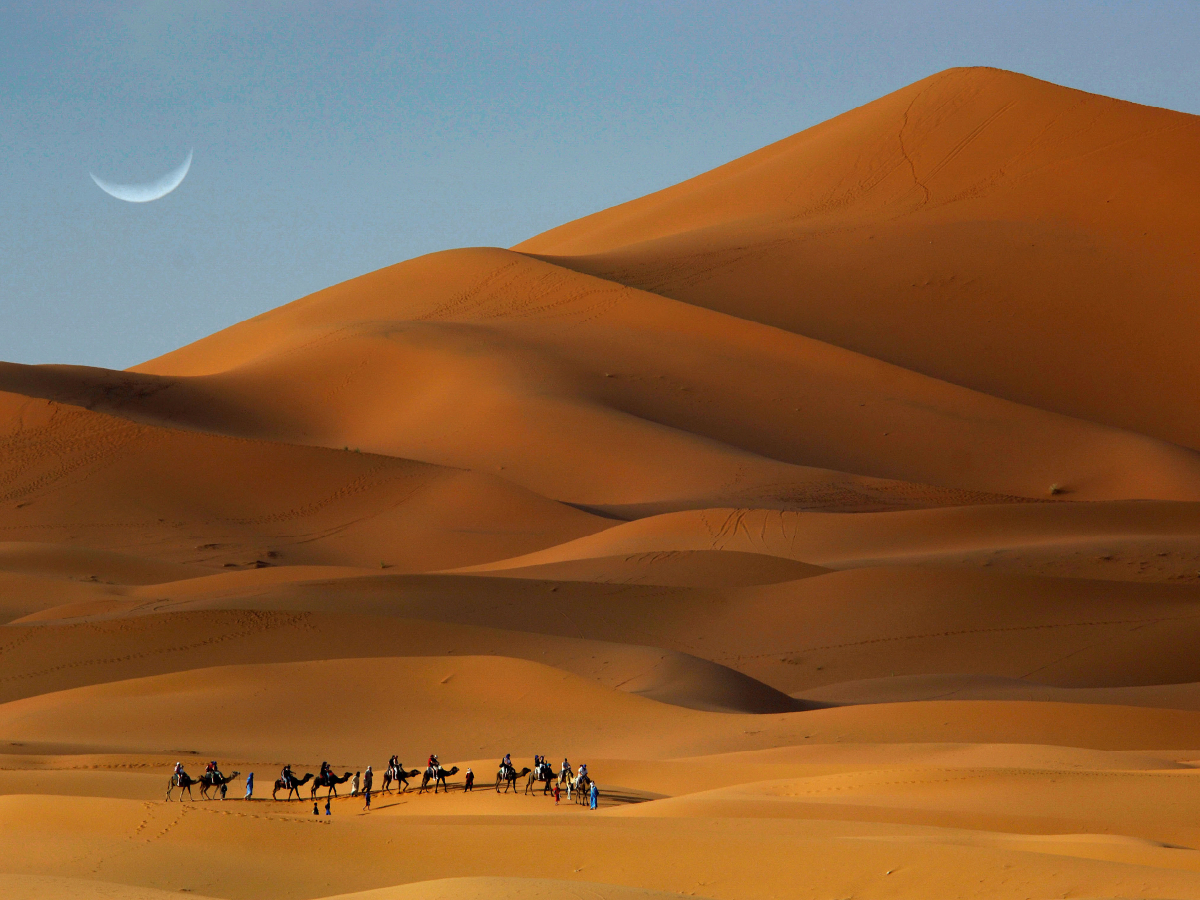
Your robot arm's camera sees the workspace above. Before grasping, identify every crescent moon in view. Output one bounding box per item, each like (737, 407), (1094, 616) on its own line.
(90, 149), (193, 203)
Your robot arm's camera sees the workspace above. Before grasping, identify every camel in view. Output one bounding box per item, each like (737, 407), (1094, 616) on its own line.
(525, 765), (556, 795)
(418, 765), (459, 794)
(165, 771), (203, 802)
(311, 770), (353, 799)
(382, 765), (421, 794)
(199, 770), (240, 800)
(573, 773), (593, 806)
(272, 772), (313, 801)
(496, 766), (531, 794)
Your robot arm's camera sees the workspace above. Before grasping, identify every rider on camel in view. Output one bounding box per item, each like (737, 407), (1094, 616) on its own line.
(174, 761), (186, 785)
(320, 761), (331, 783)
(389, 754), (399, 777)
(206, 760), (222, 783)
(501, 753), (512, 778)
(281, 764), (294, 789)
(427, 753), (439, 776)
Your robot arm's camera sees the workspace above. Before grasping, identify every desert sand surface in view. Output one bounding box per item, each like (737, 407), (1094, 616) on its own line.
(5, 66), (1200, 900)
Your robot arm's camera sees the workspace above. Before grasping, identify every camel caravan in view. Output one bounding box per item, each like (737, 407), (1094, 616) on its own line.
(165, 753), (598, 807)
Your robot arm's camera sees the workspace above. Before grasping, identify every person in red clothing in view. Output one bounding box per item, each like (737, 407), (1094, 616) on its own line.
(553, 782), (561, 805)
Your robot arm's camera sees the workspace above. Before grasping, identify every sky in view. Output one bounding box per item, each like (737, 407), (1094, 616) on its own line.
(2, 1), (1198, 369)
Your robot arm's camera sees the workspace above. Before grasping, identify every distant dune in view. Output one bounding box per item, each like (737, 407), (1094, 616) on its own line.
(3, 67), (1200, 900)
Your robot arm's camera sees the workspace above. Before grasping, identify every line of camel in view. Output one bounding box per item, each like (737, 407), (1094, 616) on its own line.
(165, 762), (594, 805)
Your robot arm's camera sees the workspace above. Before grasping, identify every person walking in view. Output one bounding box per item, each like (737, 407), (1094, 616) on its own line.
(464, 768), (474, 791)
(554, 782), (561, 805)
(324, 798), (331, 816)
(351, 771), (360, 797)
(244, 772), (254, 800)
(589, 781), (598, 810)
(363, 765), (373, 811)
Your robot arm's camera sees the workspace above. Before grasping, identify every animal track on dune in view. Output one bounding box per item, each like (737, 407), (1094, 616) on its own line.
(0, 612), (313, 688)
(225, 463), (433, 526)
(0, 403), (145, 505)
(417, 256), (627, 327)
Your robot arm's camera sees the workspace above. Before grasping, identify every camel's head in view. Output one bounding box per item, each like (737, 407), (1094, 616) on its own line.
(447, 766), (460, 775)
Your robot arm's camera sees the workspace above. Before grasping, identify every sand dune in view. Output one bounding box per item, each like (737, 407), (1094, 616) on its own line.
(4, 66), (1200, 900)
(13, 792), (1200, 900)
(0, 392), (604, 570)
(11, 241), (1200, 506)
(802, 674), (1200, 710)
(0, 610), (801, 714)
(461, 502), (1200, 582)
(5, 656), (1200, 762)
(15, 551), (1200, 698)
(0, 542), (196, 584)
(518, 67), (1200, 451)
(454, 549), (826, 587)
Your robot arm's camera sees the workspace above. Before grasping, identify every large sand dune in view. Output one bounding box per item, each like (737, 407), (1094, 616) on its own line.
(4, 67), (1200, 900)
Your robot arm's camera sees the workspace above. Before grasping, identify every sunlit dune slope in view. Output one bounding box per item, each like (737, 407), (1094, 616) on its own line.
(319, 880), (704, 900)
(0, 656), (805, 760)
(0, 875), (705, 900)
(460, 503), (1200, 583)
(5, 657), (1200, 762)
(7, 793), (1200, 900)
(0, 392), (604, 570)
(517, 67), (1200, 451)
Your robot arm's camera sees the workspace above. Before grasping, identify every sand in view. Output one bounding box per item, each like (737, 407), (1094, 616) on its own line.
(4, 66), (1200, 900)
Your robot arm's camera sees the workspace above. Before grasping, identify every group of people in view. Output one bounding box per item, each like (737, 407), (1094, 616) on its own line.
(176, 753), (599, 810)
(499, 753), (587, 784)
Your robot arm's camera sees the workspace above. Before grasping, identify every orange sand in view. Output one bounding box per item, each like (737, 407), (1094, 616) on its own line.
(3, 67), (1200, 900)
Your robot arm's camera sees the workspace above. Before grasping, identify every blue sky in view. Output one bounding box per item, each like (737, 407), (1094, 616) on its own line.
(2, 1), (1198, 368)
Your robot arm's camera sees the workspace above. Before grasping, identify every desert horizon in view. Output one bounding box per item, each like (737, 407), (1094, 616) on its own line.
(5, 57), (1200, 900)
